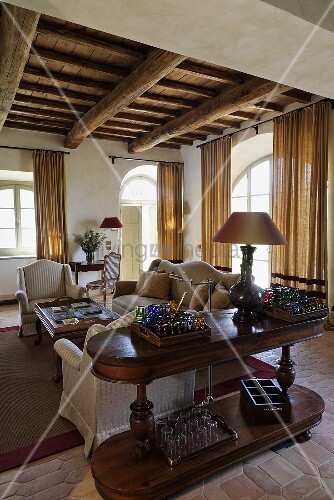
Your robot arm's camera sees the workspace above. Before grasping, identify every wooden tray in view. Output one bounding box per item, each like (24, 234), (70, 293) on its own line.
(262, 305), (328, 323)
(131, 322), (211, 347)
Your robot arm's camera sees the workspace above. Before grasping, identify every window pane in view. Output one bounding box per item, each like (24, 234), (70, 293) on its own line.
(251, 161), (270, 195)
(20, 189), (34, 208)
(253, 244), (269, 261)
(232, 256), (242, 274)
(122, 179), (156, 202)
(251, 194), (269, 213)
(0, 189), (14, 208)
(252, 260), (269, 288)
(21, 228), (36, 247)
(0, 208), (15, 228)
(232, 174), (247, 197)
(21, 208), (35, 228)
(231, 197), (247, 212)
(0, 229), (16, 248)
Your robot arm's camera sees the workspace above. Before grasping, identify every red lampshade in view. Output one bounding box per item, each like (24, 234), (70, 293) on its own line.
(100, 217), (123, 229)
(213, 212), (287, 245)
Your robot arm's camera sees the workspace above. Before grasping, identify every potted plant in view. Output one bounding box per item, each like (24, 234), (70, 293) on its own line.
(73, 229), (107, 263)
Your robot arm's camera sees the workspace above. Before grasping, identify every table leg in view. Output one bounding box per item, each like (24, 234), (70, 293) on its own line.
(52, 347), (62, 383)
(276, 345), (295, 396)
(34, 318), (43, 345)
(129, 383), (154, 459)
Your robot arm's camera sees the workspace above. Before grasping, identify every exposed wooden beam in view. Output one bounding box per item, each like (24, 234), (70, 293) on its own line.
(128, 77), (290, 153)
(253, 101), (285, 112)
(5, 121), (67, 135)
(30, 47), (128, 79)
(64, 49), (186, 148)
(127, 102), (179, 117)
(199, 125), (228, 134)
(95, 128), (138, 139)
(19, 81), (100, 103)
(6, 114), (71, 129)
(215, 118), (241, 128)
(282, 89), (313, 103)
(229, 111), (261, 121)
(24, 66), (113, 91)
(177, 61), (242, 84)
(156, 79), (216, 98)
(36, 20), (146, 60)
(137, 93), (195, 109)
(0, 4), (40, 130)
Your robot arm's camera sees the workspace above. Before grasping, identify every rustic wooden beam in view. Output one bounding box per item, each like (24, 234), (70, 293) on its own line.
(177, 61), (242, 84)
(128, 77), (290, 153)
(14, 93), (90, 113)
(5, 121), (67, 135)
(0, 4), (40, 130)
(64, 49), (186, 148)
(137, 93), (195, 109)
(157, 79), (216, 98)
(36, 20), (146, 60)
(30, 47), (128, 78)
(19, 81), (100, 103)
(282, 89), (313, 103)
(127, 102), (179, 117)
(6, 114), (72, 129)
(10, 104), (76, 122)
(24, 66), (113, 91)
(199, 125), (228, 134)
(229, 111), (261, 121)
(215, 118), (242, 128)
(253, 101), (285, 112)
(95, 127), (138, 139)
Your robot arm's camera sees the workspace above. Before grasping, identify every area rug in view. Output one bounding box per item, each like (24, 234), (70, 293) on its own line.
(0, 328), (84, 473)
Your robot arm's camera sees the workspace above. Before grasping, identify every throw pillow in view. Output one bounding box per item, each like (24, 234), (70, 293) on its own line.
(139, 272), (171, 300)
(204, 281), (230, 310)
(188, 283), (210, 311)
(135, 271), (147, 294)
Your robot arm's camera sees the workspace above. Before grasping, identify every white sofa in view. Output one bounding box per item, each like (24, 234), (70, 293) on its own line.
(54, 311), (195, 456)
(112, 259), (240, 316)
(15, 259), (85, 337)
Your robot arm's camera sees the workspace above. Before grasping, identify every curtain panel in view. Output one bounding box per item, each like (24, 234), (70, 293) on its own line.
(157, 162), (184, 262)
(201, 136), (232, 271)
(33, 150), (69, 263)
(271, 101), (330, 299)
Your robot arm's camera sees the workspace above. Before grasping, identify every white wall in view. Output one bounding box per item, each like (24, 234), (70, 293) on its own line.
(0, 127), (182, 299)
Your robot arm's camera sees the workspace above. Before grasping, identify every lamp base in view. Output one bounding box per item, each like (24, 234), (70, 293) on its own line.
(232, 308), (260, 323)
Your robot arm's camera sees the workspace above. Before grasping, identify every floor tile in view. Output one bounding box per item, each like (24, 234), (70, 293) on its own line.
(282, 474), (321, 499)
(259, 455), (302, 486)
(220, 473), (266, 499)
(279, 447), (320, 476)
(292, 440), (334, 466)
(243, 464), (282, 496)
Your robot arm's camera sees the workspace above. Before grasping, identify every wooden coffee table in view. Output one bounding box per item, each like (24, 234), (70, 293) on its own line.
(34, 297), (119, 382)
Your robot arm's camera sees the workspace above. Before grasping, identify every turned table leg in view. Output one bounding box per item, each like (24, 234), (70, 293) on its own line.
(130, 383), (154, 460)
(276, 345), (295, 396)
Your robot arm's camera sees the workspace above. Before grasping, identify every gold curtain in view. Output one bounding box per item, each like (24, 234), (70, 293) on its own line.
(272, 101), (330, 299)
(201, 136), (232, 270)
(157, 162), (184, 262)
(33, 150), (69, 263)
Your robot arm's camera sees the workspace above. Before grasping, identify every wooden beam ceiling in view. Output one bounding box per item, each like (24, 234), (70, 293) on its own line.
(0, 3), (40, 130)
(64, 48), (186, 148)
(128, 78), (290, 153)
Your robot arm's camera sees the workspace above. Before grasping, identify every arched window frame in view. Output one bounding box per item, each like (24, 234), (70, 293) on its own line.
(120, 175), (157, 205)
(0, 180), (36, 257)
(231, 154), (273, 287)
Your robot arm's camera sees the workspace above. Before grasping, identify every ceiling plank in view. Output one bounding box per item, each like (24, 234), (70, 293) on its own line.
(282, 89), (313, 103)
(64, 48), (186, 149)
(128, 77), (290, 153)
(0, 3), (40, 130)
(177, 61), (242, 84)
(36, 20), (146, 60)
(24, 66), (113, 91)
(253, 101), (285, 112)
(19, 81), (99, 103)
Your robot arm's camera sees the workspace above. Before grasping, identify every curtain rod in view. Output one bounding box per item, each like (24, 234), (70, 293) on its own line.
(196, 98), (334, 149)
(0, 145), (70, 154)
(109, 155), (181, 164)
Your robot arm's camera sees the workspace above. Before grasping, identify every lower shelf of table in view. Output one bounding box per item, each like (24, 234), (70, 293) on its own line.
(91, 385), (324, 500)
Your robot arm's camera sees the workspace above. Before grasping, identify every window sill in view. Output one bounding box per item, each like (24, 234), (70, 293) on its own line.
(0, 255), (36, 260)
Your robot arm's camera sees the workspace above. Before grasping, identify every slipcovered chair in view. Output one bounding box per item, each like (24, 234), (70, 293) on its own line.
(54, 311), (195, 457)
(15, 259), (85, 337)
(86, 252), (121, 306)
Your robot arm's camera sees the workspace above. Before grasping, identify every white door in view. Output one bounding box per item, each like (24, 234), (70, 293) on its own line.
(120, 206), (142, 280)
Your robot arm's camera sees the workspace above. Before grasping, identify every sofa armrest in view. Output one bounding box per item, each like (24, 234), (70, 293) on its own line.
(54, 339), (82, 371)
(15, 289), (29, 312)
(65, 283), (86, 299)
(113, 280), (137, 298)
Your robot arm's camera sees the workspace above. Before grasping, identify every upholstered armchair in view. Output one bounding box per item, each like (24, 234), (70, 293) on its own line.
(15, 259), (85, 337)
(54, 311), (195, 457)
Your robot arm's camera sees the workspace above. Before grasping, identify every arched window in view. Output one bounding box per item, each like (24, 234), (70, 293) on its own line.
(0, 181), (36, 256)
(120, 166), (157, 279)
(231, 155), (272, 288)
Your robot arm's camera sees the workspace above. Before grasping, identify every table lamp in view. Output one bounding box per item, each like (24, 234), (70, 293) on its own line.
(100, 217), (123, 253)
(213, 212), (287, 323)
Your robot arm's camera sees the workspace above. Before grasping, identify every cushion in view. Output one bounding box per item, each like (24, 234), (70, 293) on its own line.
(219, 273), (240, 290)
(139, 272), (171, 300)
(188, 283), (210, 311)
(135, 271), (148, 294)
(204, 281), (230, 310)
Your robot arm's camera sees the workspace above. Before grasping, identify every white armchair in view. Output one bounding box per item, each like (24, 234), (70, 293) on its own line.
(15, 259), (85, 337)
(54, 311), (195, 457)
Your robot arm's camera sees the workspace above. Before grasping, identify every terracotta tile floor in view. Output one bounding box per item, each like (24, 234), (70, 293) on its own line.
(1, 302), (334, 499)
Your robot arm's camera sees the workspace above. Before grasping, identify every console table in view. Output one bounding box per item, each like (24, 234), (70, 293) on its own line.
(69, 261), (104, 284)
(87, 311), (325, 499)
